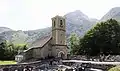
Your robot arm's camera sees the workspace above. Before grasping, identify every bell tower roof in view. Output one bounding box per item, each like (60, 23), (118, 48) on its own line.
(51, 15), (65, 19)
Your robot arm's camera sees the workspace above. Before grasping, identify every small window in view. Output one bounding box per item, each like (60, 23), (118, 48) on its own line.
(54, 21), (55, 27)
(60, 41), (62, 43)
(60, 20), (63, 27)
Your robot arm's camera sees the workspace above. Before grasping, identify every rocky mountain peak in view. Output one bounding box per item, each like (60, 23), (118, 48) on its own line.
(0, 27), (12, 33)
(101, 7), (120, 21)
(65, 10), (90, 21)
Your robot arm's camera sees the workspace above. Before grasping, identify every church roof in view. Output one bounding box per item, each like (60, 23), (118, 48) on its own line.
(30, 34), (52, 48)
(24, 34), (52, 52)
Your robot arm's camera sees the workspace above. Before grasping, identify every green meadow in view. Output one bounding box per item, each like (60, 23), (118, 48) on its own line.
(0, 61), (17, 65)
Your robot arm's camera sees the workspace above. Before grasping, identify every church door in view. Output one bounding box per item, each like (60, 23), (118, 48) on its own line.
(58, 51), (65, 59)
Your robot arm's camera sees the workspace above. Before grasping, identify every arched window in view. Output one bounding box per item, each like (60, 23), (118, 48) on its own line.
(60, 20), (63, 27)
(54, 21), (55, 27)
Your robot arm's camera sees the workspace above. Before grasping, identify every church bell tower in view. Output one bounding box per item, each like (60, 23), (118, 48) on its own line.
(51, 15), (66, 45)
(51, 15), (67, 59)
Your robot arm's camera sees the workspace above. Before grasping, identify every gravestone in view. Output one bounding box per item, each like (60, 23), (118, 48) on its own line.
(17, 66), (24, 71)
(3, 67), (9, 71)
(24, 66), (31, 71)
(9, 66), (18, 71)
(65, 68), (73, 71)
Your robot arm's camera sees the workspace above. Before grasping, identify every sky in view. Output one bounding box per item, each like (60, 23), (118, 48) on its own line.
(0, 0), (120, 31)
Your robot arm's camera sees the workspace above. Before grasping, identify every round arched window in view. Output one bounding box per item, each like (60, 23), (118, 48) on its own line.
(60, 20), (63, 27)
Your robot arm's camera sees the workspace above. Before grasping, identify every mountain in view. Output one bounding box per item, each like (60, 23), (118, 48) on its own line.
(0, 30), (27, 44)
(24, 27), (51, 43)
(0, 27), (12, 33)
(101, 7), (120, 21)
(65, 10), (98, 36)
(0, 10), (98, 45)
(0, 27), (51, 44)
(0, 27), (13, 43)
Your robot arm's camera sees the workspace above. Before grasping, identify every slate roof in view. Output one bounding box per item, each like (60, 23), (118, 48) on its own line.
(24, 34), (52, 52)
(30, 34), (52, 48)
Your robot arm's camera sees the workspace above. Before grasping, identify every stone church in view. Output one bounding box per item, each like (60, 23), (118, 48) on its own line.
(15, 15), (68, 62)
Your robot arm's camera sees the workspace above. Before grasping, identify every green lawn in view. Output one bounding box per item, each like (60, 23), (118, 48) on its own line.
(109, 66), (120, 71)
(0, 61), (17, 65)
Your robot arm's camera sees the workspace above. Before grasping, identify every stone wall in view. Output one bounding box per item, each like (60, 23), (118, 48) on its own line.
(68, 55), (120, 62)
(24, 49), (33, 60)
(0, 59), (116, 71)
(0, 61), (42, 71)
(63, 61), (115, 71)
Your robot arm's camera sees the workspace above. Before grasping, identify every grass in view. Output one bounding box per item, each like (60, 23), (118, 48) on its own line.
(15, 43), (26, 46)
(109, 66), (120, 71)
(0, 61), (17, 65)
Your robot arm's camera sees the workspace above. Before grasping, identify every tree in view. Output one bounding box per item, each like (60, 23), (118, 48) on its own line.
(0, 41), (7, 60)
(78, 19), (120, 55)
(69, 33), (79, 55)
(5, 44), (28, 60)
(4, 43), (16, 60)
(0, 40), (28, 60)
